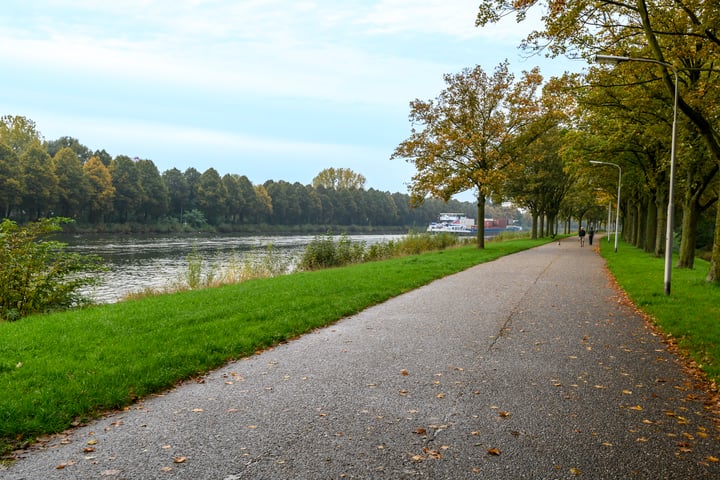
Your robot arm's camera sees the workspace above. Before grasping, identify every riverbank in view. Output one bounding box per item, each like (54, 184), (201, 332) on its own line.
(0, 238), (551, 456)
(4, 236), (719, 479)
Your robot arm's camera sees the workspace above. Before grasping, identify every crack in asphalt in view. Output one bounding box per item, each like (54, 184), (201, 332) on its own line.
(486, 254), (558, 353)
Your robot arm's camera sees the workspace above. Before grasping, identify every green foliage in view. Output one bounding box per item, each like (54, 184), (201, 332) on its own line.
(183, 209), (208, 228)
(298, 231), (464, 270)
(298, 233), (365, 270)
(0, 218), (105, 321)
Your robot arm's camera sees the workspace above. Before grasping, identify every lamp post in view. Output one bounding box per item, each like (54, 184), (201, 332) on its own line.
(590, 161), (621, 252)
(593, 54), (678, 295)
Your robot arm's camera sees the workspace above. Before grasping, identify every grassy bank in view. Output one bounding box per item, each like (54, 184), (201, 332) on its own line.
(0, 237), (550, 454)
(600, 239), (720, 383)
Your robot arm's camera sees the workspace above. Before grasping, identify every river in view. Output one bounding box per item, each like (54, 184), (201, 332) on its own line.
(64, 234), (404, 304)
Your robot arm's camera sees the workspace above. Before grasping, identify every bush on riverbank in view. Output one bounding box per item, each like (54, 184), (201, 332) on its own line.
(0, 218), (105, 321)
(298, 231), (464, 270)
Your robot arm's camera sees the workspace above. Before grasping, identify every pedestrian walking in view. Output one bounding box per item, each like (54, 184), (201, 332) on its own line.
(588, 226), (595, 245)
(579, 226), (586, 247)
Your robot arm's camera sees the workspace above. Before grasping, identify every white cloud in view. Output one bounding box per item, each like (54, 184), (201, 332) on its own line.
(0, 0), (538, 107)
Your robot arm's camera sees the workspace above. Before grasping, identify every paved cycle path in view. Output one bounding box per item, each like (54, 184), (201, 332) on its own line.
(5, 238), (719, 479)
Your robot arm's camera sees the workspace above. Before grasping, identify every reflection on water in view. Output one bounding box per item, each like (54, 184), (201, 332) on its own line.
(64, 234), (403, 304)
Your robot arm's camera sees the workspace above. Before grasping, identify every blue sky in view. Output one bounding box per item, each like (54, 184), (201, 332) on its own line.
(1, 1), (583, 201)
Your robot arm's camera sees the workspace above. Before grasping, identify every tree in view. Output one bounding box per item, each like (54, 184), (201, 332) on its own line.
(162, 168), (190, 221)
(476, 0), (720, 279)
(312, 168), (366, 190)
(0, 115), (42, 157)
(236, 175), (259, 223)
(136, 159), (169, 222)
(264, 180), (301, 225)
(196, 168), (227, 225)
(83, 156), (115, 224)
(0, 143), (22, 218)
(53, 147), (90, 218)
(183, 167), (201, 213)
(45, 136), (92, 163)
(503, 75), (577, 238)
(253, 184), (273, 223)
(0, 218), (104, 320)
(392, 61), (543, 247)
(20, 143), (57, 220)
(109, 155), (142, 223)
(222, 174), (243, 224)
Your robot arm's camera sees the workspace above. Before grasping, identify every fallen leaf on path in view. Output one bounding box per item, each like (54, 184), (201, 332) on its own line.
(160, 467), (173, 472)
(173, 456), (187, 463)
(401, 369), (409, 376)
(414, 428), (427, 435)
(423, 447), (442, 459)
(677, 442), (692, 453)
(487, 448), (501, 456)
(628, 405), (643, 411)
(569, 467), (582, 475)
(498, 411), (511, 418)
(707, 456), (719, 463)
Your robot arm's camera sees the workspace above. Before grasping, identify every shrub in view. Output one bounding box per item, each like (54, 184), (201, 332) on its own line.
(0, 218), (105, 321)
(299, 232), (462, 270)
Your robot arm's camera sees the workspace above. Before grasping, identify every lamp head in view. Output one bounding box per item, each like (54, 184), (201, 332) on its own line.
(594, 54), (630, 65)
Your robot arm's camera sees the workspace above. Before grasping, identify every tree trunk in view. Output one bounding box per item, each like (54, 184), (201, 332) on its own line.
(531, 211), (539, 239)
(476, 194), (486, 249)
(654, 191), (666, 257)
(644, 198), (657, 253)
(705, 204), (720, 283)
(677, 195), (700, 269)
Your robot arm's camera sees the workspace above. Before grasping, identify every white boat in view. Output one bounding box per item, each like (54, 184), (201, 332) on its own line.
(427, 213), (477, 234)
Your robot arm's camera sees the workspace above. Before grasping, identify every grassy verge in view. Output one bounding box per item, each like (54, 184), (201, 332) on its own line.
(0, 237), (551, 454)
(600, 239), (720, 384)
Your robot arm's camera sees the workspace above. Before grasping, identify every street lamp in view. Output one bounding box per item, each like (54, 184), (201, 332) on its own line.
(590, 161), (621, 253)
(593, 54), (678, 295)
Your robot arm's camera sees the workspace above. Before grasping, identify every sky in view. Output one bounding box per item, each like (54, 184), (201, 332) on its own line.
(1, 0), (583, 202)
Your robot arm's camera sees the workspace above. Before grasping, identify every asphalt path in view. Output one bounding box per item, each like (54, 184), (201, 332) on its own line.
(4, 237), (720, 479)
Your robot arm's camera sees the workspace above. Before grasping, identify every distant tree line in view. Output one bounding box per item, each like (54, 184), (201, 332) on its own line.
(0, 115), (494, 232)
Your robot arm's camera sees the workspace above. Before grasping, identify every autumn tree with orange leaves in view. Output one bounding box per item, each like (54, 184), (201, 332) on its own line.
(391, 61), (543, 248)
(476, 0), (720, 280)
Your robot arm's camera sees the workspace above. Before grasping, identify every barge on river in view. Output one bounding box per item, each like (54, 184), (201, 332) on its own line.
(427, 213), (511, 236)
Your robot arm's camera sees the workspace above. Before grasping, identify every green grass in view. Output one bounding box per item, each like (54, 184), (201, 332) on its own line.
(600, 239), (720, 382)
(0, 237), (551, 454)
